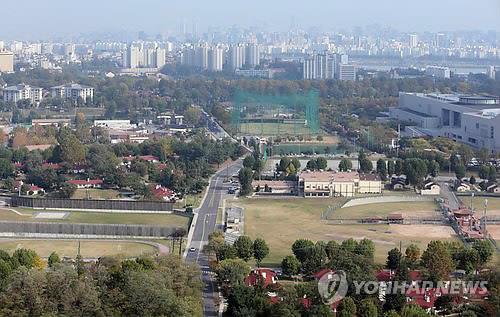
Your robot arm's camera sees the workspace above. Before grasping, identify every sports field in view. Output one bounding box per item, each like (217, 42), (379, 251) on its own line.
(0, 208), (190, 227)
(0, 239), (158, 258)
(237, 122), (314, 136)
(468, 196), (500, 217)
(238, 198), (459, 266)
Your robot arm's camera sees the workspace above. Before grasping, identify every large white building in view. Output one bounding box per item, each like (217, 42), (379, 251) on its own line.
(425, 66), (451, 79)
(2, 84), (43, 105)
(390, 92), (500, 152)
(51, 83), (94, 103)
(298, 171), (381, 197)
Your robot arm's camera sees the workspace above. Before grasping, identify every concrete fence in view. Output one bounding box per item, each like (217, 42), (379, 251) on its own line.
(11, 196), (174, 213)
(0, 221), (181, 238)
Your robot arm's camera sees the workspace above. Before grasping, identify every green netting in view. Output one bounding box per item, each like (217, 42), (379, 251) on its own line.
(231, 90), (320, 136)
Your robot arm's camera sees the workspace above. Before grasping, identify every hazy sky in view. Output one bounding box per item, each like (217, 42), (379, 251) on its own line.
(1, 0), (500, 39)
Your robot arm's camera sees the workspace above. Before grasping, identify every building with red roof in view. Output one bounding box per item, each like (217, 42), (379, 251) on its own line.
(27, 184), (44, 196)
(244, 268), (277, 288)
(150, 185), (176, 202)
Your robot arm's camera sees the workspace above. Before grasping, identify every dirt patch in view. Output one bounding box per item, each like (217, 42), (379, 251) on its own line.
(487, 225), (500, 241)
(390, 224), (455, 238)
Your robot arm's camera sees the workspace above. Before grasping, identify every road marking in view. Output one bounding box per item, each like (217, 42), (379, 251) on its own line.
(197, 213), (209, 262)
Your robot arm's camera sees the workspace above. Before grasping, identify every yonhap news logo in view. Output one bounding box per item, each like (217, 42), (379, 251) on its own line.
(317, 270), (348, 304)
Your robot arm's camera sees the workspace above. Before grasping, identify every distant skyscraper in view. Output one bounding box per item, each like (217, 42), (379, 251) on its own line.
(246, 44), (260, 68)
(208, 46), (224, 72)
(123, 44), (165, 69)
(487, 66), (496, 80)
(0, 49), (14, 73)
(408, 34), (418, 48)
(229, 44), (245, 70)
(195, 45), (209, 69)
(302, 52), (356, 81)
(435, 33), (446, 48)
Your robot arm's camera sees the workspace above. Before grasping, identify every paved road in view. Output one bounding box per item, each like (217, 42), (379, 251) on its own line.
(186, 159), (243, 317)
(438, 181), (462, 210)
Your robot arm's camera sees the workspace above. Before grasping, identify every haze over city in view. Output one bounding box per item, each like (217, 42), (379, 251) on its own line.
(1, 0), (500, 39)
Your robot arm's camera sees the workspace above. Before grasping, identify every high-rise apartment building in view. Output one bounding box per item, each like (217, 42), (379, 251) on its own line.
(246, 44), (260, 67)
(0, 49), (14, 73)
(302, 52), (356, 81)
(229, 44), (245, 70)
(123, 44), (166, 69)
(208, 46), (224, 72)
(408, 34), (418, 48)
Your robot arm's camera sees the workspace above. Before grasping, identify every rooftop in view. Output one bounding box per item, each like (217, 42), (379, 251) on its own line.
(51, 83), (93, 90)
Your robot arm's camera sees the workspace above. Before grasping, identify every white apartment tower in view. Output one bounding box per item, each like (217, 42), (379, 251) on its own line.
(208, 47), (224, 72)
(0, 49), (14, 73)
(229, 44), (245, 70)
(246, 44), (260, 67)
(408, 34), (418, 48)
(123, 44), (166, 69)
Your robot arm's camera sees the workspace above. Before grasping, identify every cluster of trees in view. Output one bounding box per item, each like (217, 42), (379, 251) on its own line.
(206, 232), (270, 267)
(305, 157), (328, 171)
(373, 157), (440, 188)
(0, 250), (203, 316)
(277, 157), (301, 177)
(0, 123), (242, 199)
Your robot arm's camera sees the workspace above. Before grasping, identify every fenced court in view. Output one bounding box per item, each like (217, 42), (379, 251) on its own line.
(231, 90), (320, 137)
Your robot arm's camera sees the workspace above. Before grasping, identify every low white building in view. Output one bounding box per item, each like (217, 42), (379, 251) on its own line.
(94, 120), (136, 130)
(420, 181), (440, 195)
(425, 66), (451, 79)
(298, 171), (382, 197)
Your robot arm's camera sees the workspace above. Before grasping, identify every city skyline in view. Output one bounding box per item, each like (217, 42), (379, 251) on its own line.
(1, 0), (500, 40)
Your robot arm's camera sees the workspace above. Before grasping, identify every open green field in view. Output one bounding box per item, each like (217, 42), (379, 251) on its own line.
(237, 122), (314, 136)
(273, 143), (339, 155)
(238, 198), (459, 266)
(0, 239), (158, 258)
(72, 189), (121, 200)
(329, 201), (439, 220)
(0, 208), (190, 227)
(467, 197), (500, 217)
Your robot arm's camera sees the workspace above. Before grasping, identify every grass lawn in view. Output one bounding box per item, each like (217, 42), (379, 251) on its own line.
(174, 191), (205, 209)
(329, 201), (439, 219)
(273, 143), (339, 155)
(467, 197), (500, 217)
(0, 208), (190, 227)
(71, 189), (120, 200)
(237, 122), (314, 136)
(0, 239), (157, 258)
(238, 197), (459, 267)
